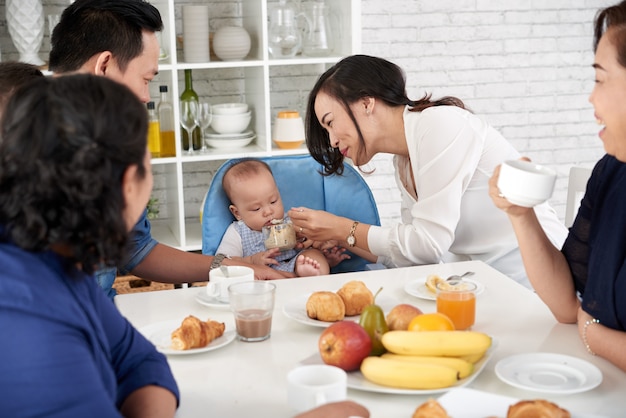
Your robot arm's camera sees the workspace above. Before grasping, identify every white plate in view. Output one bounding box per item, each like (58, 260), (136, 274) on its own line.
(138, 319), (236, 355)
(404, 277), (485, 301)
(206, 135), (255, 149)
(436, 387), (606, 418)
(195, 290), (231, 309)
(205, 129), (254, 139)
(345, 339), (496, 395)
(495, 352), (603, 394)
(282, 292), (398, 328)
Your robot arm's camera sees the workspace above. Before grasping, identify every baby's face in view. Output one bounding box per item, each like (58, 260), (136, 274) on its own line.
(228, 170), (285, 231)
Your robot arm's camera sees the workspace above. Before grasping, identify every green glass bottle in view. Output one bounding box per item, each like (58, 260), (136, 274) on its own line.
(179, 69), (202, 151)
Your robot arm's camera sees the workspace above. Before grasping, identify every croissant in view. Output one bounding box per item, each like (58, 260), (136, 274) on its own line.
(507, 400), (571, 418)
(412, 398), (450, 418)
(171, 315), (225, 350)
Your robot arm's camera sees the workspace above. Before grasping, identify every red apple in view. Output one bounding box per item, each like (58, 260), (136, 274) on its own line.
(318, 321), (371, 371)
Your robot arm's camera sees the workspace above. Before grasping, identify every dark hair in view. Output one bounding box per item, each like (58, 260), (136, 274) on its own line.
(0, 62), (44, 114)
(0, 74), (148, 275)
(222, 158), (274, 203)
(594, 1), (626, 68)
(305, 54), (466, 175)
(49, 0), (163, 73)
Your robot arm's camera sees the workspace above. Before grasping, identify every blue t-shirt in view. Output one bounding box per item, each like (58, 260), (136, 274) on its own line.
(563, 154), (626, 330)
(97, 210), (158, 299)
(0, 237), (179, 417)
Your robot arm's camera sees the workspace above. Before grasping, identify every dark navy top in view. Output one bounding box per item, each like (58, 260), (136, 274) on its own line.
(0, 235), (179, 417)
(562, 154), (626, 330)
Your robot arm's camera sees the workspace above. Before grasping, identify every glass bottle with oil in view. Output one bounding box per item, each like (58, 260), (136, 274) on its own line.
(147, 101), (161, 158)
(157, 85), (176, 157)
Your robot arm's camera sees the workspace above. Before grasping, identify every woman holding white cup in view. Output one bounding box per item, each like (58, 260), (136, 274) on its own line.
(488, 1), (626, 373)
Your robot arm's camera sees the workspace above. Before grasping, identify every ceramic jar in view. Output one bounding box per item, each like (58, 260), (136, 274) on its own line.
(212, 26), (251, 61)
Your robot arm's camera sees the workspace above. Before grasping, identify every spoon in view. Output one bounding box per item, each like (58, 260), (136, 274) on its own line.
(445, 271), (474, 282)
(220, 265), (229, 277)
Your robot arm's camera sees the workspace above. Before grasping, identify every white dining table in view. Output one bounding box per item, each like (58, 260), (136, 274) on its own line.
(115, 260), (623, 418)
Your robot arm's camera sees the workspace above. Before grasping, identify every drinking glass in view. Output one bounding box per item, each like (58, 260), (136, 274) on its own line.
(436, 280), (477, 330)
(180, 100), (198, 155)
(196, 101), (213, 154)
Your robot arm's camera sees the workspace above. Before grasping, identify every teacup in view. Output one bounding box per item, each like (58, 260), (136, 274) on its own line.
(497, 160), (557, 207)
(207, 265), (254, 302)
(287, 365), (347, 413)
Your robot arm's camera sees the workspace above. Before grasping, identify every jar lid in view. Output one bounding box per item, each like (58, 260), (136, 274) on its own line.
(277, 110), (300, 119)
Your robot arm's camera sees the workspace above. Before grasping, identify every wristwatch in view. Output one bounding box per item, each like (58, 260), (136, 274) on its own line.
(347, 221), (359, 247)
(210, 253), (230, 271)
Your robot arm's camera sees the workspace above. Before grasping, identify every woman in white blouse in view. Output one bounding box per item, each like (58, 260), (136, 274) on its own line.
(288, 54), (567, 288)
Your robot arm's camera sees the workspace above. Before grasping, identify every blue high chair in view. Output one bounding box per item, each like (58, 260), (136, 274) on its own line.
(201, 155), (381, 273)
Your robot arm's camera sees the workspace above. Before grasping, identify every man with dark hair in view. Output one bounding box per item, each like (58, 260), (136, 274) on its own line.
(50, 0), (288, 298)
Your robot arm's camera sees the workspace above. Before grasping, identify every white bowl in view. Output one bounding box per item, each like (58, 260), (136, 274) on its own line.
(497, 160), (557, 207)
(213, 103), (249, 115)
(210, 111), (252, 134)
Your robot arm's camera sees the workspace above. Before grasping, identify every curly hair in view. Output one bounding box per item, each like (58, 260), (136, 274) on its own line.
(49, 0), (163, 73)
(305, 54), (466, 175)
(0, 74), (148, 275)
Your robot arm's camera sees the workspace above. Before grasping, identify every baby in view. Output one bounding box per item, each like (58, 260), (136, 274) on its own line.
(216, 158), (347, 277)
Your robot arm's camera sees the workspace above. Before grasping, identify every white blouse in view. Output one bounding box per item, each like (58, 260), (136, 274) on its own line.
(367, 106), (567, 288)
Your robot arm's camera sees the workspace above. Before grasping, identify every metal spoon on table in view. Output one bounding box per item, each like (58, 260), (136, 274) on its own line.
(445, 271), (474, 282)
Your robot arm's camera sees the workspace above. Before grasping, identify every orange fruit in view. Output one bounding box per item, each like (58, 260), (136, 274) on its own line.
(408, 313), (455, 331)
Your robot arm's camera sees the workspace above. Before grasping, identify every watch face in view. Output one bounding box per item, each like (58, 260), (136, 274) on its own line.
(347, 236), (356, 246)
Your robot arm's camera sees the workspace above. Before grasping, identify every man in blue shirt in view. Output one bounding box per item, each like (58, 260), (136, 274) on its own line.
(50, 0), (289, 298)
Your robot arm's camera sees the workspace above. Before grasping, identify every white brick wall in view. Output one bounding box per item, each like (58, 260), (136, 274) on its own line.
(359, 0), (614, 227)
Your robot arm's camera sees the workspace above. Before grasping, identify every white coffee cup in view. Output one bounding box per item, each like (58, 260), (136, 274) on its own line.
(287, 365), (347, 413)
(497, 160), (557, 207)
(207, 266), (254, 302)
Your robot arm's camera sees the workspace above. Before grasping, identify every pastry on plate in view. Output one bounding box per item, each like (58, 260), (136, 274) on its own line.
(507, 399), (571, 418)
(412, 398), (450, 418)
(171, 315), (225, 350)
(336, 280), (374, 316)
(306, 291), (345, 322)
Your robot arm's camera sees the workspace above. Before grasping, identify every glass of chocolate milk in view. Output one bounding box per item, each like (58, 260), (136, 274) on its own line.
(228, 281), (276, 342)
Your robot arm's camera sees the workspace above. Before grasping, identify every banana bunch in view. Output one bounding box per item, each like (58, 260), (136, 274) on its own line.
(359, 330), (492, 390)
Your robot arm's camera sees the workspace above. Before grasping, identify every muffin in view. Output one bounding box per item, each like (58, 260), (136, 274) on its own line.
(336, 280), (374, 316)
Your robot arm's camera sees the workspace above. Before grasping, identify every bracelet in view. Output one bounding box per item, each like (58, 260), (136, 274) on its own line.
(582, 318), (600, 356)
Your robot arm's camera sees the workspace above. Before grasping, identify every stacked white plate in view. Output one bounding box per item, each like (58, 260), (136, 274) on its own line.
(205, 129), (256, 149)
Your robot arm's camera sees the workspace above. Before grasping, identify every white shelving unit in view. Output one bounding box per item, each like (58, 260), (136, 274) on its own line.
(149, 0), (361, 252)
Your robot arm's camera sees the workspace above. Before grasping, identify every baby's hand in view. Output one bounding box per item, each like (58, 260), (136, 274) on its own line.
(323, 246), (350, 267)
(248, 248), (281, 267)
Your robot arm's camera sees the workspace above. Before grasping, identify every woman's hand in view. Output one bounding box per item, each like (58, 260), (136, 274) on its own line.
(288, 207), (342, 243)
(488, 160), (534, 217)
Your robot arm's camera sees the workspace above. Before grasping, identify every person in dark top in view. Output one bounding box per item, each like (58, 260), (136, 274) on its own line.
(0, 74), (179, 417)
(489, 0), (626, 372)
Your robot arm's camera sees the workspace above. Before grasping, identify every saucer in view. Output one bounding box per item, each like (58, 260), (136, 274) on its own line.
(195, 289), (231, 309)
(495, 352), (602, 394)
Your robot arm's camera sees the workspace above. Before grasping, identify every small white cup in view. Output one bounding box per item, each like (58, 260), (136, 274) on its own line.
(287, 365), (347, 413)
(207, 266), (254, 302)
(497, 160), (557, 207)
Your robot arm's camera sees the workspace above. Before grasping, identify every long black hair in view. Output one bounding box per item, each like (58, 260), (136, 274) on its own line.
(0, 74), (148, 274)
(305, 54), (466, 175)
